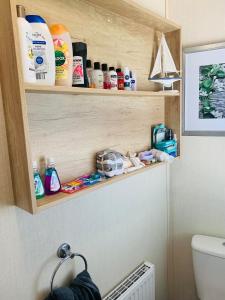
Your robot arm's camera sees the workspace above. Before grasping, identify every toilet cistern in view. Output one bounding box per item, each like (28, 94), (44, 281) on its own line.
(192, 235), (225, 300)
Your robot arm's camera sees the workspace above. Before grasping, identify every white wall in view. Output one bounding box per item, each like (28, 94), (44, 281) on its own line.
(168, 1), (225, 299)
(0, 166), (169, 300)
(0, 1), (169, 300)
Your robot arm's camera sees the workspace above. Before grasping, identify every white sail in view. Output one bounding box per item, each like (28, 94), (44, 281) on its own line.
(161, 34), (177, 74)
(150, 39), (162, 78)
(150, 33), (178, 78)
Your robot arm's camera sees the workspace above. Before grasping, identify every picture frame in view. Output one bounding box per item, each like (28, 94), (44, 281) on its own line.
(183, 42), (225, 136)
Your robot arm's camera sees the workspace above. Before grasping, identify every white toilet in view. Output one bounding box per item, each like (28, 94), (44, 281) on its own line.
(192, 235), (225, 300)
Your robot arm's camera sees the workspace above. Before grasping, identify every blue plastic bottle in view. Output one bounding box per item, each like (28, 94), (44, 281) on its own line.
(44, 158), (61, 195)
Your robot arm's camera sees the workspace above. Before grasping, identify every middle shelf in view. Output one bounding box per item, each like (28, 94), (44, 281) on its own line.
(25, 84), (180, 97)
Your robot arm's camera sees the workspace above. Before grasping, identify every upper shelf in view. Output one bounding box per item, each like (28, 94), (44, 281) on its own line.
(87, 0), (181, 32)
(24, 84), (180, 97)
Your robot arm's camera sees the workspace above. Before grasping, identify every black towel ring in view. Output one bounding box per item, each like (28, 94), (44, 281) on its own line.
(50, 243), (88, 294)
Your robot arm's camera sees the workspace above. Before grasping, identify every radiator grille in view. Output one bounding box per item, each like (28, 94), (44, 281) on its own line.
(104, 262), (155, 300)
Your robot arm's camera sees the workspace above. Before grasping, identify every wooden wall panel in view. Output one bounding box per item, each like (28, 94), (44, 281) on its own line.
(27, 93), (165, 181)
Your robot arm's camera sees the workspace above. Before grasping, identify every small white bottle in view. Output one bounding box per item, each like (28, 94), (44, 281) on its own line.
(16, 5), (36, 84)
(109, 67), (118, 90)
(130, 71), (137, 91)
(93, 62), (103, 89)
(124, 67), (131, 91)
(86, 59), (94, 88)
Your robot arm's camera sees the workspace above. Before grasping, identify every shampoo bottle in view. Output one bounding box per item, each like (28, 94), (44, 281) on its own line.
(33, 161), (45, 199)
(44, 158), (61, 195)
(72, 42), (88, 87)
(109, 67), (118, 90)
(50, 24), (73, 86)
(86, 59), (94, 88)
(93, 62), (103, 89)
(116, 68), (124, 90)
(26, 15), (55, 85)
(102, 63), (110, 89)
(16, 5), (36, 84)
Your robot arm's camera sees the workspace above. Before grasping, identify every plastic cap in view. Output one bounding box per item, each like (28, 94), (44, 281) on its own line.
(116, 68), (121, 73)
(32, 161), (38, 169)
(102, 64), (108, 71)
(109, 67), (115, 71)
(26, 15), (46, 24)
(47, 157), (55, 166)
(94, 62), (100, 70)
(86, 60), (92, 68)
(50, 24), (68, 35)
(72, 42), (87, 54)
(16, 5), (26, 18)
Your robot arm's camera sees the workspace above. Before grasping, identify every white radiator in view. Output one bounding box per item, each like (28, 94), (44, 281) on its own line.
(103, 262), (155, 300)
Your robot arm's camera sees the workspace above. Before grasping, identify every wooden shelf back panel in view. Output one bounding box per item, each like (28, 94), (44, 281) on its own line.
(27, 93), (165, 181)
(87, 0), (180, 32)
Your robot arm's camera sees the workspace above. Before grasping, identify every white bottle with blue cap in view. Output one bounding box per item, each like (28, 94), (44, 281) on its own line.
(16, 5), (36, 84)
(26, 14), (55, 85)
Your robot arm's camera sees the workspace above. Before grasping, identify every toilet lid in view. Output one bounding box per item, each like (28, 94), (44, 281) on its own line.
(192, 235), (225, 259)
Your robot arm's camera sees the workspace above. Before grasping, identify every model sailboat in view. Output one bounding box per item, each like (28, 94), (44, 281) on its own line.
(149, 33), (181, 90)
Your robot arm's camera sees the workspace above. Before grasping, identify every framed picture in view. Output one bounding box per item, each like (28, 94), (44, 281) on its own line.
(183, 42), (225, 136)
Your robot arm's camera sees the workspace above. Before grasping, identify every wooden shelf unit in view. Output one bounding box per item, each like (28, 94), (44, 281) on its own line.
(0, 0), (181, 214)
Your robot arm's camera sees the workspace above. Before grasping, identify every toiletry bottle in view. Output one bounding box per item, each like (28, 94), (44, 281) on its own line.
(116, 68), (124, 90)
(93, 62), (103, 89)
(109, 67), (118, 90)
(33, 161), (45, 199)
(44, 158), (61, 195)
(130, 71), (137, 91)
(50, 24), (73, 87)
(102, 63), (111, 89)
(72, 42), (88, 87)
(124, 67), (131, 91)
(26, 15), (55, 85)
(16, 5), (36, 84)
(86, 59), (94, 88)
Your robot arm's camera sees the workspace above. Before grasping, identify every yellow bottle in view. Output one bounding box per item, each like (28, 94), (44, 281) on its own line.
(50, 24), (73, 86)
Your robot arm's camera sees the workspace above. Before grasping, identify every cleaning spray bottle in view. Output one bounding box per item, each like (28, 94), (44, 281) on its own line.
(33, 161), (45, 199)
(44, 158), (61, 195)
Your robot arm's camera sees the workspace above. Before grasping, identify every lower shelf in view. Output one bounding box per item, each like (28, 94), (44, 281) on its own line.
(36, 161), (165, 212)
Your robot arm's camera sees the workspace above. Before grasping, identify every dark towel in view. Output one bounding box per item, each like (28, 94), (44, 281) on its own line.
(45, 271), (101, 300)
(45, 287), (74, 300)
